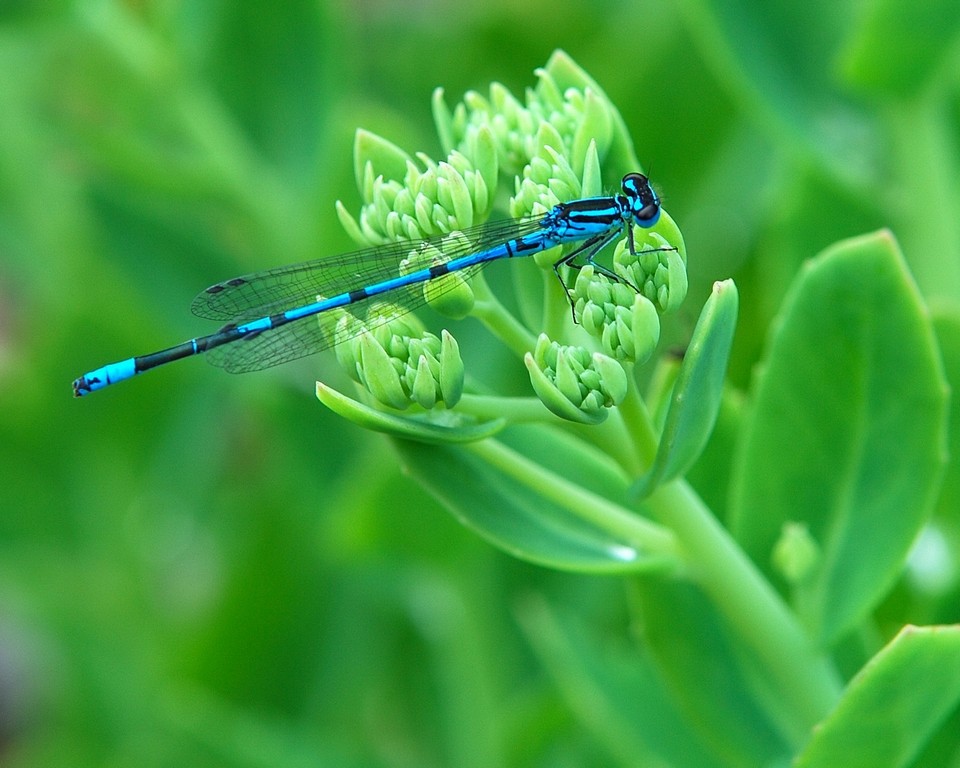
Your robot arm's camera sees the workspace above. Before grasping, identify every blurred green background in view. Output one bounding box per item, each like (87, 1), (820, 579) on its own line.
(1, 0), (958, 765)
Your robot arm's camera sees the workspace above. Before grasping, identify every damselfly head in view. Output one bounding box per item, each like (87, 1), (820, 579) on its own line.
(621, 173), (661, 226)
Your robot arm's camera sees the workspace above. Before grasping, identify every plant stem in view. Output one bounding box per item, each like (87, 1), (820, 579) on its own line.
(470, 276), (538, 357)
(456, 394), (553, 423)
(616, 375), (660, 467)
(541, 264), (572, 341)
(647, 480), (842, 745)
(570, 411), (644, 477)
(888, 95), (960, 302)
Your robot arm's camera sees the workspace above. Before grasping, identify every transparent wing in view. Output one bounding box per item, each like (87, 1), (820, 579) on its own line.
(191, 218), (537, 321)
(193, 217), (542, 374)
(203, 270), (484, 373)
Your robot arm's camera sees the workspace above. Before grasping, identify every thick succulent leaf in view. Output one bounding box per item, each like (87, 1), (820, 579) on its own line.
(730, 231), (948, 645)
(316, 381), (506, 444)
(632, 279), (738, 498)
(393, 432), (678, 573)
(795, 625), (960, 768)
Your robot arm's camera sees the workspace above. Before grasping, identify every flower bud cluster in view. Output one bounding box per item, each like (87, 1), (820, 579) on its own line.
(613, 232), (688, 314)
(336, 130), (498, 246)
(335, 309), (464, 410)
(509, 145), (581, 219)
(569, 266), (661, 364)
(433, 63), (617, 180)
(525, 334), (628, 424)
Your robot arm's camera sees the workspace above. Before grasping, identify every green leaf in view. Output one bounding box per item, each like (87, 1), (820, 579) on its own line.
(838, 0), (960, 96)
(730, 231), (948, 645)
(517, 595), (728, 768)
(685, 386), (746, 523)
(316, 381), (506, 444)
(794, 625), (960, 768)
(932, 306), (960, 521)
(631, 279), (738, 498)
(393, 432), (679, 573)
(631, 577), (791, 764)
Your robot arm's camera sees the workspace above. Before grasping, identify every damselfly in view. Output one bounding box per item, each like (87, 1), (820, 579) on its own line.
(72, 173), (663, 396)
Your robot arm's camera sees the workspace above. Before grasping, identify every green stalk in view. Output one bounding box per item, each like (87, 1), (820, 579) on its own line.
(615, 375), (660, 467)
(648, 480), (842, 745)
(887, 95), (960, 302)
(455, 394), (554, 423)
(569, 409), (644, 478)
(470, 276), (538, 357)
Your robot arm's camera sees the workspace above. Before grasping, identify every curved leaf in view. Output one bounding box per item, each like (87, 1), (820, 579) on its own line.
(795, 625), (960, 768)
(631, 279), (738, 498)
(932, 306), (960, 521)
(517, 595), (727, 768)
(632, 578), (792, 763)
(730, 231), (948, 645)
(393, 433), (678, 573)
(316, 381), (506, 444)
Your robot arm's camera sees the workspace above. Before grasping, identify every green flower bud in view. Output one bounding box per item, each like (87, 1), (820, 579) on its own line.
(437, 330), (464, 405)
(570, 88), (613, 176)
(432, 87), (457, 155)
(434, 53), (625, 181)
(613, 231), (688, 314)
(335, 307), (464, 410)
(538, 50), (640, 176)
(510, 144), (581, 220)
(425, 271), (476, 320)
(772, 522), (821, 586)
(336, 133), (497, 248)
(527, 69), (616, 179)
(398, 236), (476, 319)
(356, 330), (410, 410)
(435, 82), (529, 176)
(569, 266), (662, 363)
(525, 334), (628, 424)
(352, 129), (412, 190)
(411, 350), (438, 409)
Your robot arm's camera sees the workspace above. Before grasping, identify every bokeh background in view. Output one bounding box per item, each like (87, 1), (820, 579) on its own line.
(1, 0), (958, 765)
